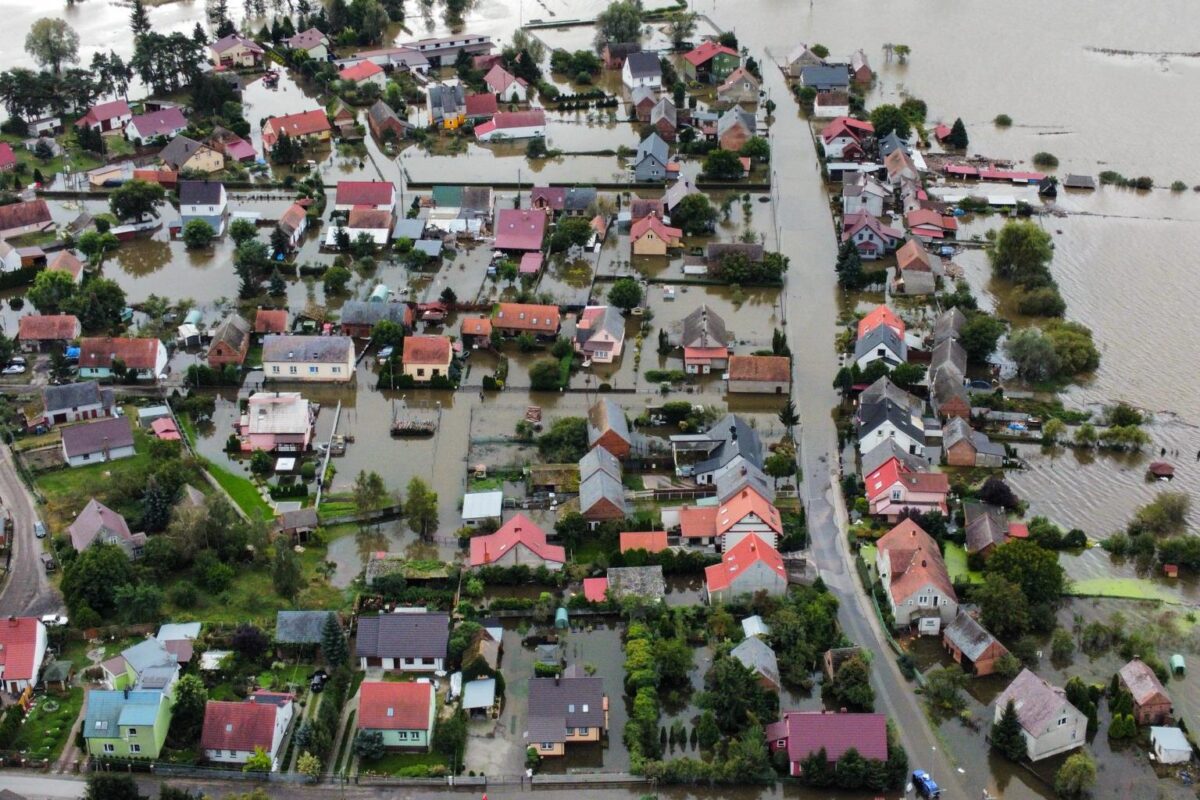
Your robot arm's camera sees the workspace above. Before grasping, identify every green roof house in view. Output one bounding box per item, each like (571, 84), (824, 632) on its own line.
(84, 689), (172, 760)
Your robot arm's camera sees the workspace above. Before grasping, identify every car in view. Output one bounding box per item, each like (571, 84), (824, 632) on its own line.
(912, 769), (941, 799)
(34, 521), (46, 539)
(9, 356), (26, 365)
(40, 614), (68, 627)
(309, 669), (329, 693)
(968, 379), (994, 390)
(2, 364), (26, 375)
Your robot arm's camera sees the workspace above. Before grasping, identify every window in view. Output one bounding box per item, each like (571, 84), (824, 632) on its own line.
(417, 368), (426, 377)
(1057, 715), (1068, 727)
(272, 366), (280, 374)
(289, 366), (298, 374)
(397, 731), (408, 740)
(541, 743), (554, 751)
(566, 727), (575, 736)
(578, 727), (589, 736)
(332, 366), (342, 374)
(128, 728), (137, 736)
(130, 744), (141, 754)
(309, 366), (318, 374)
(103, 743), (115, 753)
(891, 488), (902, 502)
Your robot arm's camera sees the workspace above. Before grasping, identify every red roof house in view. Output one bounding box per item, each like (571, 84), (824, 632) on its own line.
(18, 314), (81, 347)
(819, 116), (874, 159)
(0, 616), (46, 693)
(151, 418), (182, 441)
(906, 208), (959, 241)
(842, 212), (903, 259)
(493, 209), (547, 252)
(469, 513), (565, 569)
(874, 519), (958, 629)
(200, 693), (294, 765)
(630, 215), (682, 255)
(704, 534), (787, 603)
(856, 304), (905, 339)
(583, 577), (609, 603)
(334, 180), (395, 210)
(933, 123), (952, 142)
(358, 681), (435, 744)
(76, 100), (132, 133)
(254, 309), (289, 334)
(339, 61), (384, 83)
(262, 109), (331, 148)
(865, 459), (950, 522)
(619, 531), (669, 554)
(493, 302), (560, 336)
(767, 711), (888, 776)
(464, 93), (498, 119)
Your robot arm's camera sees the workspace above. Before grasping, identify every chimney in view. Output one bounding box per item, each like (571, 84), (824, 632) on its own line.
(921, 559), (927, 568)
(555, 674), (560, 686)
(123, 688), (130, 699)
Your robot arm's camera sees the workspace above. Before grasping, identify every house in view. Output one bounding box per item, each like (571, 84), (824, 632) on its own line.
(563, 187), (597, 217)
(785, 44), (826, 76)
(717, 67), (761, 105)
(929, 338), (970, 419)
(1, 140), (25, 171)
(727, 355), (790, 394)
(575, 306), (626, 364)
(358, 681), (436, 751)
(945, 418), (1005, 469)
(238, 392), (314, 453)
(356, 611), (449, 672)
(84, 690), (171, 760)
(399, 33), (493, 67)
(942, 612), (1008, 676)
(857, 374), (920, 413)
(530, 186), (566, 215)
(933, 307), (966, 344)
(464, 92), (499, 121)
(76, 100), (132, 133)
(878, 131), (909, 158)
(61, 417), (136, 468)
(820, 116), (874, 160)
(849, 50), (873, 84)
(682, 305), (729, 374)
(254, 309), (289, 336)
(885, 148), (919, 185)
(767, 711), (888, 777)
(1151, 727), (1191, 765)
(335, 181), (396, 212)
(45, 250), (84, 284)
(875, 519), (957, 630)
(276, 203), (308, 250)
(633, 133), (670, 182)
(527, 671), (608, 756)
(717, 107), (755, 152)
(493, 209), (547, 252)
(622, 52), (662, 90)
(682, 42), (740, 84)
(285, 28), (331, 60)
(275, 508), (319, 542)
(459, 315), (493, 346)
(262, 335), (355, 382)
(579, 446), (627, 522)
(42, 381), (114, 426)
(619, 531), (669, 554)
(492, 302), (560, 337)
(274, 610), (337, 652)
(731, 636), (780, 690)
(800, 65), (849, 92)
(484, 64), (528, 101)
(630, 86), (657, 122)
(125, 107), (188, 143)
(327, 207), (393, 247)
(671, 413), (764, 483)
(402, 336), (452, 383)
(339, 60), (386, 87)
(894, 238), (940, 295)
(0, 617), (47, 693)
(857, 398), (925, 457)
(158, 136), (223, 174)
(714, 486), (782, 550)
(716, 460), (776, 505)
(866, 460), (949, 522)
(475, 110), (547, 142)
(367, 101), (412, 142)
(742, 615), (771, 639)
(426, 83), (466, 129)
(649, 98), (677, 142)
(99, 638), (179, 691)
(207, 313), (252, 369)
(0, 200), (53, 239)
(603, 42), (640, 69)
(842, 172), (890, 218)
(704, 534), (787, 603)
(339, 301), (411, 338)
(179, 180), (228, 235)
(67, 498), (144, 557)
(208, 126), (256, 163)
(854, 324), (906, 370)
(813, 91), (850, 119)
(1119, 658), (1173, 726)
(841, 212), (903, 260)
(338, 45), (431, 73)
(211, 34), (265, 69)
(470, 514), (565, 570)
(993, 669), (1086, 761)
(18, 314), (80, 352)
(201, 693), (295, 769)
(261, 109), (332, 149)
(630, 214), (682, 256)
(586, 398), (631, 459)
(906, 208), (958, 242)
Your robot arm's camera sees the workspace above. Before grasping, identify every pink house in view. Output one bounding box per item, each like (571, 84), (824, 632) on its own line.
(841, 212), (903, 260)
(866, 458), (950, 522)
(469, 514), (565, 570)
(237, 392), (314, 453)
(573, 305), (625, 364)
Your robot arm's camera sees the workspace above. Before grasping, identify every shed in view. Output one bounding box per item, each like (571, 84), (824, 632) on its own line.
(741, 615), (771, 639)
(1171, 654), (1186, 676)
(137, 405), (172, 425)
(462, 678), (496, 714)
(462, 490), (503, 526)
(554, 607), (568, 629)
(1151, 726), (1191, 765)
(41, 660), (74, 691)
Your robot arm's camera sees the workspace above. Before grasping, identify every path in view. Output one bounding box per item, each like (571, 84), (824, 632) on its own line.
(0, 444), (63, 617)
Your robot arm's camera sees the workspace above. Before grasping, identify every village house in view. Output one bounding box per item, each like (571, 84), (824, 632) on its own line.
(945, 418), (1006, 469)
(1118, 658), (1173, 726)
(484, 64), (528, 101)
(208, 126), (255, 163)
(683, 41), (740, 84)
(731, 636), (780, 690)
(857, 398), (925, 457)
(717, 107), (756, 152)
(885, 147), (920, 185)
(706, 486), (782, 550)
(77, 100), (133, 134)
(531, 186), (567, 216)
(400, 33), (493, 67)
(42, 381), (114, 427)
(284, 28), (331, 60)
(933, 307), (966, 345)
(586, 398), (632, 459)
(578, 446), (628, 522)
(328, 207), (393, 247)
(367, 100), (412, 142)
(850, 49), (873, 84)
(334, 181), (395, 213)
(842, 172), (890, 218)
(179, 180), (228, 236)
(768, 710), (888, 777)
(906, 208), (959, 242)
(704, 534), (787, 603)
(682, 305), (730, 374)
(875, 519), (958, 631)
(493, 301), (560, 338)
(61, 417), (136, 468)
(527, 669), (608, 756)
(820, 116), (874, 160)
(785, 44), (826, 76)
(893, 238), (940, 296)
(854, 324), (906, 371)
(671, 413), (763, 484)
(402, 335), (452, 383)
(46, 250), (84, 283)
(18, 314), (80, 353)
(84, 690), (171, 760)
(800, 64), (849, 92)
(0, 199), (52, 239)
(622, 52), (662, 90)
(842, 212), (903, 260)
(201, 693), (295, 769)
(339, 301), (411, 338)
(878, 131), (909, 158)
(261, 109), (332, 149)
(603, 42), (639, 69)
(254, 309), (289, 336)
(717, 460), (776, 505)
(866, 459), (949, 522)
(717, 67), (761, 105)
(275, 203), (308, 251)
(207, 313), (252, 369)
(813, 91), (850, 118)
(727, 355), (790, 395)
(0, 616), (47, 694)
(575, 306), (626, 364)
(942, 612), (1009, 676)
(630, 86), (657, 122)
(262, 335), (355, 383)
(630, 214), (682, 256)
(459, 315), (492, 347)
(274, 507), (319, 543)
(858, 302), (904, 340)
(79, 337), (168, 382)
(357, 611), (449, 673)
(158, 136), (223, 174)
(339, 60), (386, 88)
(461, 93), (497, 124)
(338, 45), (430, 73)
(633, 132), (671, 182)
(358, 681), (436, 751)
(475, 109), (547, 142)
(125, 107), (188, 143)
(993, 669), (1087, 761)
(426, 83), (466, 129)
(237, 392), (314, 453)
(68, 498), (144, 556)
(929, 338), (970, 419)
(470, 513), (565, 570)
(620, 530), (669, 554)
(649, 98), (677, 142)
(493, 209), (547, 253)
(210, 34), (265, 69)
(859, 374), (921, 415)
(98, 638), (179, 691)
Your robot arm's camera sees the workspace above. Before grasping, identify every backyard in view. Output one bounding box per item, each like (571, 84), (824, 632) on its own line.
(9, 687), (84, 761)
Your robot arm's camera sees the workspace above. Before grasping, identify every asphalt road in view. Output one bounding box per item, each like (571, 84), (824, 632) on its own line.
(0, 443), (64, 617)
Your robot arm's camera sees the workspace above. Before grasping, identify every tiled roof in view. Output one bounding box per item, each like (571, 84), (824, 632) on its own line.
(630, 214), (682, 244)
(493, 302), (560, 334)
(402, 334), (451, 366)
(18, 314), (79, 341)
(995, 669), (1078, 735)
(704, 534), (785, 592)
(261, 335), (353, 364)
(619, 531), (668, 553)
(766, 711), (888, 763)
(1119, 658), (1170, 707)
(716, 487), (782, 536)
(684, 41), (738, 66)
(355, 612), (449, 659)
(336, 181), (394, 207)
(200, 698), (285, 752)
(727, 355), (789, 383)
(60, 417), (134, 458)
(48, 250), (84, 279)
(877, 518), (956, 605)
(128, 107), (187, 138)
(470, 513), (565, 567)
(527, 675), (606, 743)
(339, 61), (383, 82)
(359, 681), (433, 730)
(0, 617), (42, 681)
(583, 577), (608, 602)
(264, 109), (330, 140)
(67, 498), (133, 551)
(254, 309), (289, 333)
(0, 200), (52, 231)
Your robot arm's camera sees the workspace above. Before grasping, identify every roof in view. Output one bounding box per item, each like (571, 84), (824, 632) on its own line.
(636, 133), (669, 166)
(0, 617), (42, 681)
(211, 313), (251, 353)
(821, 116), (874, 143)
(527, 675), (606, 743)
(716, 487), (782, 537)
(470, 513), (565, 567)
(253, 309), (289, 334)
(620, 531), (668, 554)
(684, 41), (738, 66)
(861, 439), (926, 476)
(403, 334), (451, 365)
(933, 307), (966, 343)
(624, 52), (661, 79)
(78, 100), (131, 126)
(531, 187), (566, 211)
(719, 66), (761, 92)
(494, 209), (547, 251)
(877, 518), (956, 605)
(340, 301), (410, 329)
(630, 214), (682, 244)
(842, 211), (902, 244)
(564, 187), (596, 212)
(43, 381), (112, 414)
(0, 200), (52, 231)
(286, 28), (328, 50)
(157, 622), (200, 643)
(277, 507), (319, 531)
(275, 610), (336, 645)
(460, 316), (492, 337)
(359, 681), (433, 730)
(84, 690), (166, 738)
(731, 636), (779, 687)
(895, 239), (932, 273)
(650, 98), (676, 128)
(859, 376), (921, 413)
(943, 613), (1004, 662)
(682, 305), (728, 349)
(1063, 174), (1096, 189)
(854, 324), (906, 363)
(121, 638), (177, 677)
(212, 33), (264, 54)
(336, 181), (394, 207)
(689, 413), (764, 476)
(264, 109), (331, 139)
(60, 417), (134, 458)
(158, 136), (214, 170)
(766, 711), (888, 764)
(995, 669), (1079, 736)
(18, 314), (79, 341)
(907, 208), (958, 233)
(484, 64), (527, 93)
(1151, 726), (1190, 752)
(462, 678), (496, 710)
(717, 107), (756, 141)
(704, 534), (785, 592)
(355, 612), (450, 659)
(858, 398), (924, 445)
(801, 64), (849, 87)
(464, 93), (498, 117)
(179, 180), (224, 206)
(587, 398), (630, 449)
(579, 464), (626, 518)
(931, 337), (968, 376)
(340, 60), (383, 82)
(715, 460), (775, 505)
(519, 252), (543, 274)
(727, 355), (789, 383)
(679, 505), (719, 539)
(1119, 658), (1170, 707)
(201, 697), (286, 752)
(127, 107), (187, 138)
(742, 615), (771, 638)
(493, 302), (560, 334)
(48, 250), (84, 279)
(262, 335), (353, 364)
(606, 565), (665, 599)
(583, 577), (608, 602)
(67, 498), (133, 551)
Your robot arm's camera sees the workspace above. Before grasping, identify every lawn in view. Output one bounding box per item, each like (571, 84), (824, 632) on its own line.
(35, 443), (158, 531)
(11, 687), (84, 761)
(1066, 578), (1177, 603)
(943, 542), (984, 585)
(205, 459), (274, 520)
(358, 749), (445, 776)
(258, 662), (317, 694)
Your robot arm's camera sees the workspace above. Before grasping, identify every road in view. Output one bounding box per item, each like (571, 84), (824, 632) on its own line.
(0, 443), (64, 617)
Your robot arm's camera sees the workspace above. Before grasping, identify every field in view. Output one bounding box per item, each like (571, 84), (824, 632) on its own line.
(1066, 577), (1178, 603)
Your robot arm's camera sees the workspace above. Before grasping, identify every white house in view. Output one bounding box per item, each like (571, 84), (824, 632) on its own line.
(703, 534), (787, 604)
(124, 107), (188, 143)
(61, 417), (137, 468)
(842, 173), (890, 218)
(474, 110), (547, 142)
(484, 64), (528, 102)
(993, 670), (1087, 762)
(42, 381), (115, 426)
(356, 612), (449, 673)
(334, 181), (396, 213)
(200, 693), (295, 770)
(262, 335), (355, 383)
(622, 52), (663, 90)
(857, 402), (925, 457)
(1151, 727), (1192, 765)
(462, 490), (503, 527)
(874, 518), (957, 631)
(0, 617), (48, 693)
(813, 91), (850, 118)
(179, 180), (228, 236)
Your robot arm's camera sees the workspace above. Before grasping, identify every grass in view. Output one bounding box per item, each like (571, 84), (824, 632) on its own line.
(1066, 578), (1177, 603)
(258, 662), (317, 694)
(11, 687), (84, 761)
(358, 749), (444, 776)
(943, 542), (984, 585)
(205, 459), (274, 520)
(336, 710), (356, 774)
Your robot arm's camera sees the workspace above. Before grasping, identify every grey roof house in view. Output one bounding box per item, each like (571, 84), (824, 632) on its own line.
(933, 307), (967, 344)
(799, 64), (849, 91)
(963, 501), (1009, 556)
(854, 324), (907, 368)
(61, 416), (136, 467)
(877, 131), (909, 158)
(944, 417), (1006, 469)
(356, 612), (450, 672)
(42, 380), (115, 425)
(681, 305), (729, 349)
(578, 446), (628, 522)
(633, 133), (670, 183)
(670, 413), (764, 483)
(527, 671), (607, 753)
(563, 187), (597, 216)
(426, 83), (465, 126)
(731, 636), (780, 690)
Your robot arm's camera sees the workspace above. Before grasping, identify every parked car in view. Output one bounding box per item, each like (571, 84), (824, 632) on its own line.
(912, 770), (941, 799)
(2, 364), (26, 375)
(34, 520), (46, 538)
(40, 553), (56, 572)
(310, 669), (329, 693)
(9, 356), (26, 365)
(40, 614), (68, 627)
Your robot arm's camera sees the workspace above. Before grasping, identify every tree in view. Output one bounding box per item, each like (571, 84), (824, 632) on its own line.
(182, 219), (215, 249)
(548, 216), (591, 252)
(269, 268), (286, 296)
(1054, 752), (1096, 799)
(609, 277), (643, 312)
(271, 131), (304, 164)
(960, 314), (1006, 363)
(696, 709), (720, 749)
(946, 117), (968, 149)
(530, 358), (564, 391)
(78, 230), (120, 263)
(922, 666), (968, 716)
(405, 476), (438, 540)
(353, 469), (387, 517)
(538, 417), (588, 461)
(26, 18), (80, 75)
(1006, 328), (1061, 382)
(27, 269), (77, 314)
(825, 654), (874, 711)
(979, 476), (1019, 510)
(664, 10), (697, 49)
(109, 179), (165, 222)
(229, 218), (258, 246)
(989, 220), (1054, 287)
(594, 0), (642, 49)
(84, 775), (144, 800)
(703, 149), (744, 179)
(115, 583), (164, 623)
(272, 543), (304, 601)
(297, 751), (322, 781)
(1050, 628), (1075, 662)
(62, 543), (134, 615)
(351, 728), (386, 761)
(321, 613), (348, 667)
(703, 655), (778, 733)
(130, 0), (151, 38)
(740, 136), (770, 161)
(976, 574), (1030, 641)
(990, 699), (1027, 761)
(777, 399), (799, 437)
(1129, 492), (1189, 536)
(889, 362), (925, 391)
(1045, 321), (1099, 375)
(323, 265), (352, 294)
(232, 624), (269, 663)
(986, 539), (1065, 606)
(243, 746), (272, 772)
(168, 674), (208, 743)
(869, 104), (911, 140)
(672, 193), (717, 235)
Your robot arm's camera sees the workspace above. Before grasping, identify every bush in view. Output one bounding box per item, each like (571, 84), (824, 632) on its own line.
(1032, 152), (1058, 168)
(994, 114), (1012, 126)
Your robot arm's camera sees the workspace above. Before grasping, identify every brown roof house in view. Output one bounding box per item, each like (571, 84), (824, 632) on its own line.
(943, 417), (1005, 468)
(717, 66), (761, 105)
(717, 107), (755, 152)
(67, 498), (145, 557)
(526, 669), (608, 757)
(942, 612), (1008, 676)
(929, 338), (969, 420)
(586, 398), (631, 460)
(1118, 658), (1172, 726)
(578, 446), (627, 523)
(367, 100), (412, 142)
(18, 314), (80, 352)
(207, 313), (252, 369)
(874, 519), (957, 633)
(649, 98), (677, 143)
(727, 355), (790, 394)
(0, 200), (53, 239)
(963, 501), (1009, 558)
(992, 669), (1086, 761)
(254, 309), (289, 335)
